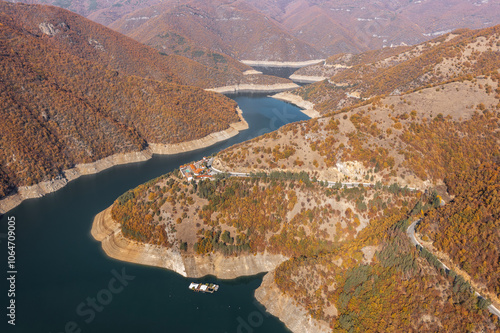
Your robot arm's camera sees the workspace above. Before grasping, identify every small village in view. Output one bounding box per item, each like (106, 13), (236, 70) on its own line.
(179, 157), (216, 181)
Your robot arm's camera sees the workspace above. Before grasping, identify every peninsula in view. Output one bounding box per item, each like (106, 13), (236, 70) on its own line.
(94, 25), (500, 332)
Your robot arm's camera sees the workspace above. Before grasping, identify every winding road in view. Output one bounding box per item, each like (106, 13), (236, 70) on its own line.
(212, 164), (500, 319)
(407, 220), (500, 319)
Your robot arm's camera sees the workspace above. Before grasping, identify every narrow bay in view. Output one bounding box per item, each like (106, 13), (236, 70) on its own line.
(1, 93), (309, 333)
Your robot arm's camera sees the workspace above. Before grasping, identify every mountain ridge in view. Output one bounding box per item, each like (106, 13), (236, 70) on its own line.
(11, 0), (500, 62)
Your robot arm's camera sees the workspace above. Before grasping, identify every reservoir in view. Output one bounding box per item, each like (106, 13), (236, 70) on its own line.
(252, 66), (300, 80)
(0, 93), (309, 333)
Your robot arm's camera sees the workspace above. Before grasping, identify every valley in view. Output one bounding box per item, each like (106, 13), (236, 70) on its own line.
(1, 1), (500, 332)
(90, 24), (500, 333)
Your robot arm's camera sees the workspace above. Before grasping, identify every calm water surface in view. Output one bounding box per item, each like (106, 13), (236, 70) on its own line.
(252, 66), (300, 80)
(1, 94), (308, 333)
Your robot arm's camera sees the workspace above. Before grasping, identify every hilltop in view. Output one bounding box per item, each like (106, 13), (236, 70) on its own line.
(217, 76), (500, 188)
(0, 1), (248, 201)
(292, 25), (500, 114)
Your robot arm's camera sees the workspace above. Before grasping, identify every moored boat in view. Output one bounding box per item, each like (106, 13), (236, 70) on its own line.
(189, 282), (219, 293)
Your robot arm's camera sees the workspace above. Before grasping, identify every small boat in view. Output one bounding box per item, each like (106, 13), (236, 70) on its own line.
(189, 282), (219, 293)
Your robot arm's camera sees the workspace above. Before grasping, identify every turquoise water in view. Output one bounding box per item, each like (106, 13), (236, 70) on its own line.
(0, 94), (309, 333)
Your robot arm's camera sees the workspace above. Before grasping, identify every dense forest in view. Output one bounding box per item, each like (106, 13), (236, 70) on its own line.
(275, 213), (499, 331)
(0, 1), (242, 199)
(418, 163), (500, 303)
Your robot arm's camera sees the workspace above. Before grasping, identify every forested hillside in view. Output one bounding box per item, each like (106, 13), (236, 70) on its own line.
(111, 170), (417, 256)
(417, 163), (500, 304)
(0, 1), (241, 199)
(102, 24), (500, 332)
(274, 201), (499, 331)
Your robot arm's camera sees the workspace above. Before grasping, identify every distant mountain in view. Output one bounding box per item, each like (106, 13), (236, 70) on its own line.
(5, 1), (271, 88)
(9, 0), (500, 62)
(251, 0), (500, 54)
(0, 1), (243, 198)
(4, 1), (295, 85)
(7, 0), (165, 26)
(108, 0), (323, 62)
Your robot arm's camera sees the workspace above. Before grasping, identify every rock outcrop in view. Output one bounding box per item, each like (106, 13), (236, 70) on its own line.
(206, 83), (299, 94)
(271, 92), (320, 118)
(255, 271), (331, 333)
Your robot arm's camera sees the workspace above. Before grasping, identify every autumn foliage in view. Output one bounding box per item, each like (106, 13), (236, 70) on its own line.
(0, 2), (240, 198)
(418, 163), (500, 300)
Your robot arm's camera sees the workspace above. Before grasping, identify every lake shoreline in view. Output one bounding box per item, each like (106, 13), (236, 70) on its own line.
(271, 91), (320, 118)
(92, 206), (331, 333)
(91, 207), (289, 279)
(0, 107), (248, 214)
(256, 271), (332, 333)
(289, 74), (329, 83)
(206, 82), (299, 94)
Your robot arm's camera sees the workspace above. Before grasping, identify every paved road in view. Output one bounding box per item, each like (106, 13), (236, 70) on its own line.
(407, 220), (422, 247)
(407, 220), (500, 319)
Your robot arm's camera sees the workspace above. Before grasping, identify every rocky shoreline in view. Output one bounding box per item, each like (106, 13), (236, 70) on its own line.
(0, 108), (248, 214)
(271, 91), (321, 118)
(255, 271), (331, 333)
(242, 69), (263, 75)
(289, 74), (329, 83)
(206, 83), (299, 94)
(92, 206), (329, 333)
(91, 207), (289, 279)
